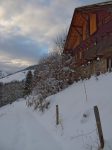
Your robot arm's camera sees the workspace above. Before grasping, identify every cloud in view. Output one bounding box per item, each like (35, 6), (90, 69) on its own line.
(0, 0), (105, 72)
(0, 34), (47, 72)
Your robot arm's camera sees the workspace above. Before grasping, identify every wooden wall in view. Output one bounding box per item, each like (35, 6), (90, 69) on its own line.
(64, 5), (112, 61)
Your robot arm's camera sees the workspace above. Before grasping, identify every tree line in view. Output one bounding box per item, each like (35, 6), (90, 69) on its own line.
(0, 81), (24, 107)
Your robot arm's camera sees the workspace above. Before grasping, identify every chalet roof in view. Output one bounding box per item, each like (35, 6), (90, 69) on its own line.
(76, 1), (112, 12)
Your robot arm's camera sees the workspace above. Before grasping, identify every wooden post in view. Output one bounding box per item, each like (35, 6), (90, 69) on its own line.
(94, 105), (104, 149)
(56, 105), (59, 125)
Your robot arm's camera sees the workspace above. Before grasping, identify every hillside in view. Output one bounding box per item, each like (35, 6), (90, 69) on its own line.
(0, 64), (36, 83)
(0, 69), (34, 83)
(0, 72), (112, 150)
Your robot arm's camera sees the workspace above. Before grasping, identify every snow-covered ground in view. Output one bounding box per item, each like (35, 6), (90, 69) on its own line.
(0, 70), (33, 83)
(0, 72), (112, 150)
(0, 100), (62, 150)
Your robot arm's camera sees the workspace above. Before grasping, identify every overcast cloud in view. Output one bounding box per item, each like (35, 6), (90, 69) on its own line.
(0, 0), (106, 73)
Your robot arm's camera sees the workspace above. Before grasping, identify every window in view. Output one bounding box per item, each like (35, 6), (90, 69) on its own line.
(90, 13), (97, 35)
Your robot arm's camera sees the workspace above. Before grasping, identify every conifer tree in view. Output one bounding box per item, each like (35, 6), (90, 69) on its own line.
(24, 70), (33, 96)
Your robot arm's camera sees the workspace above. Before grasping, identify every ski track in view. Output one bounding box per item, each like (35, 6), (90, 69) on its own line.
(0, 101), (62, 150)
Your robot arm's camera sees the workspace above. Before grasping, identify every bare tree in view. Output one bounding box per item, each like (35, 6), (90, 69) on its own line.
(53, 29), (68, 55)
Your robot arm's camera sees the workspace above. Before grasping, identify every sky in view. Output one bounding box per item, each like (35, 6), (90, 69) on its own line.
(0, 0), (106, 73)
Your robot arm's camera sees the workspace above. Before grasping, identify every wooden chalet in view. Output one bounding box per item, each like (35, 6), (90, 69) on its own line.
(64, 1), (112, 73)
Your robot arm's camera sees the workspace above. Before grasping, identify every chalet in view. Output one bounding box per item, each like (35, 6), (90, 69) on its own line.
(64, 1), (112, 74)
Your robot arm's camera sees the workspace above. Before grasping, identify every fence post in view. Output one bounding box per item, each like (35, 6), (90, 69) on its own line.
(56, 105), (59, 125)
(94, 105), (104, 149)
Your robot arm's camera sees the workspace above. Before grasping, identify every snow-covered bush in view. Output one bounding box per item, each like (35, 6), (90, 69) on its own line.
(29, 52), (94, 111)
(26, 94), (50, 112)
(32, 53), (75, 100)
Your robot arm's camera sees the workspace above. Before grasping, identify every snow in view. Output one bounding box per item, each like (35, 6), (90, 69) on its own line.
(0, 72), (112, 150)
(0, 71), (8, 79)
(0, 70), (33, 83)
(0, 100), (62, 150)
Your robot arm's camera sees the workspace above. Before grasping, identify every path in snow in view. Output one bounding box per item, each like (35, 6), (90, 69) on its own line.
(0, 100), (62, 150)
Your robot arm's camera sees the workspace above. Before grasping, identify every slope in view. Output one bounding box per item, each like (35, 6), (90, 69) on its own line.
(33, 73), (112, 150)
(0, 73), (112, 150)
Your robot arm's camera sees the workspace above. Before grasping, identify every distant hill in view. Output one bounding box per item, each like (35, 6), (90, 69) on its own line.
(0, 64), (37, 83)
(24, 65), (37, 71)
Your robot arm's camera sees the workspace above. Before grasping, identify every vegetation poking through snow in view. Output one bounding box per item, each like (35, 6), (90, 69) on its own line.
(31, 53), (75, 108)
(26, 95), (50, 112)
